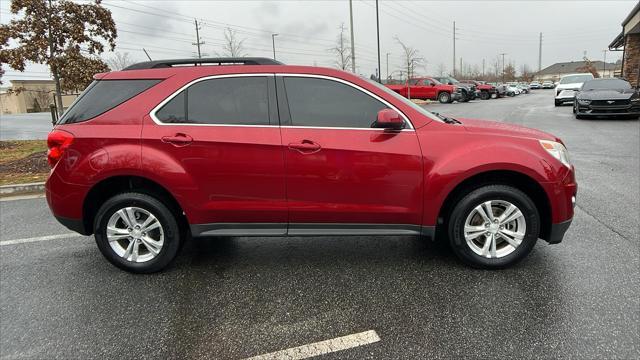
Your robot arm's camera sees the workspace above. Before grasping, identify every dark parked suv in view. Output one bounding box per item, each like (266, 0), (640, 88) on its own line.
(46, 58), (576, 273)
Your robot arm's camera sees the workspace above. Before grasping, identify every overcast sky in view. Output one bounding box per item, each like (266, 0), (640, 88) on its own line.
(0, 0), (636, 83)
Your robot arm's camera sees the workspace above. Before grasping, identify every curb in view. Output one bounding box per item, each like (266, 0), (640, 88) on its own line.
(0, 182), (45, 196)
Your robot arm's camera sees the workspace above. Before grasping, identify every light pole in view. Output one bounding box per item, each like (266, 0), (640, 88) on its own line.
(375, 0), (381, 83)
(349, 0), (356, 73)
(271, 33), (278, 60)
(386, 52), (390, 81)
(500, 52), (507, 83)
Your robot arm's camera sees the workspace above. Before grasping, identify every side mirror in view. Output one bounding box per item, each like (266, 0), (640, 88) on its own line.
(374, 109), (405, 130)
(430, 83), (435, 87)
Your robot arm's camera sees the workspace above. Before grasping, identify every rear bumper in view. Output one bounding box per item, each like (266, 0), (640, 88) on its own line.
(55, 215), (90, 235)
(547, 218), (572, 244)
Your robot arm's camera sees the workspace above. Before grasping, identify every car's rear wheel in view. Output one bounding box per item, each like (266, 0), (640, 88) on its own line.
(480, 91), (490, 100)
(438, 92), (452, 103)
(94, 192), (181, 273)
(447, 185), (539, 269)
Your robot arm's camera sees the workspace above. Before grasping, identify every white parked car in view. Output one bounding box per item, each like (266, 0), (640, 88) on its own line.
(506, 84), (520, 96)
(554, 73), (594, 106)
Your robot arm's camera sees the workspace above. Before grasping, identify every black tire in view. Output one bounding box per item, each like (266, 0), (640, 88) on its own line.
(461, 92), (470, 102)
(438, 92), (452, 104)
(572, 102), (577, 114)
(447, 185), (540, 269)
(94, 192), (182, 273)
(554, 100), (561, 106)
(480, 91), (490, 100)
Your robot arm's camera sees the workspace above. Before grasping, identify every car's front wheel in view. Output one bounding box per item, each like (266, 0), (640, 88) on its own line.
(438, 92), (452, 103)
(94, 192), (182, 273)
(480, 91), (490, 100)
(447, 185), (540, 269)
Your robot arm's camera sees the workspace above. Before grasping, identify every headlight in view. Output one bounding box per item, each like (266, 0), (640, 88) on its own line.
(540, 140), (571, 167)
(631, 98), (640, 103)
(577, 99), (591, 105)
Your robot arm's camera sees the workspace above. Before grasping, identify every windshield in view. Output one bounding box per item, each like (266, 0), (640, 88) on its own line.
(582, 79), (631, 90)
(560, 74), (593, 84)
(366, 78), (442, 123)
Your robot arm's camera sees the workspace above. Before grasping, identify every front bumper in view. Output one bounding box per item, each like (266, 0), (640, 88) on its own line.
(576, 103), (640, 117)
(555, 90), (578, 102)
(547, 218), (573, 244)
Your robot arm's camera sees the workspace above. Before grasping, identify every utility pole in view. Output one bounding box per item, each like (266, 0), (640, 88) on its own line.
(193, 19), (204, 59)
(460, 58), (462, 78)
(375, 0), (381, 83)
(349, 0), (356, 73)
(271, 33), (278, 60)
(538, 32), (542, 72)
(386, 52), (390, 81)
(453, 21), (456, 77)
(500, 52), (507, 83)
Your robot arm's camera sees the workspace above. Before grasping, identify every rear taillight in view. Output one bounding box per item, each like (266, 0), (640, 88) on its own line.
(47, 130), (74, 167)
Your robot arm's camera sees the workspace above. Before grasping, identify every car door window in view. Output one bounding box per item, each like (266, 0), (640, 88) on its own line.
(283, 77), (388, 128)
(420, 79), (432, 86)
(155, 76), (270, 125)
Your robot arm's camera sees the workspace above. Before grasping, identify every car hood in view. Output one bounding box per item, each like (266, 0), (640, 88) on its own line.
(458, 118), (557, 141)
(578, 89), (637, 100)
(556, 83), (584, 90)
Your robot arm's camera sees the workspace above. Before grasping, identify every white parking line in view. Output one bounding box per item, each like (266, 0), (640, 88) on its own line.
(0, 233), (81, 246)
(245, 330), (381, 360)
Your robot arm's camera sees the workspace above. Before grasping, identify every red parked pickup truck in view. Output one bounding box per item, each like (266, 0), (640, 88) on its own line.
(386, 77), (461, 103)
(460, 80), (498, 100)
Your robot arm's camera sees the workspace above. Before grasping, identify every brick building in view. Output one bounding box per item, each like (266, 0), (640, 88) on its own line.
(609, 2), (640, 86)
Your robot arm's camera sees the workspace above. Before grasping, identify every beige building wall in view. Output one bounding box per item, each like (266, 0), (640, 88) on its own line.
(0, 80), (78, 115)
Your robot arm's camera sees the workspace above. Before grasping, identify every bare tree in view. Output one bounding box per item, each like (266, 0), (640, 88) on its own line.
(331, 23), (352, 71)
(27, 87), (54, 112)
(220, 27), (246, 57)
(436, 63), (447, 76)
(519, 64), (534, 82)
(106, 52), (134, 70)
(395, 36), (423, 80)
(504, 61), (517, 81)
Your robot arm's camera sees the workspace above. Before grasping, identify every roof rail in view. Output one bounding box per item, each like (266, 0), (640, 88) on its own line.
(123, 57), (284, 70)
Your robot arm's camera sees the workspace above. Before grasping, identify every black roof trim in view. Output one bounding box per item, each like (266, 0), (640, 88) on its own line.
(123, 57), (283, 70)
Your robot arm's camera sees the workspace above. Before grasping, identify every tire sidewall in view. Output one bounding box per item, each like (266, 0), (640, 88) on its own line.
(448, 185), (540, 269)
(94, 193), (181, 273)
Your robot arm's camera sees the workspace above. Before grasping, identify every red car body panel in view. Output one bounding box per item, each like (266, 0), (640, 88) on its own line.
(281, 127), (423, 224)
(45, 64), (576, 243)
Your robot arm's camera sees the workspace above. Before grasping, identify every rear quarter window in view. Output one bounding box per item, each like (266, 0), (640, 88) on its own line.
(58, 79), (161, 124)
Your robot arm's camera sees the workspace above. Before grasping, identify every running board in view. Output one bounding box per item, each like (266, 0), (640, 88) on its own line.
(191, 223), (435, 238)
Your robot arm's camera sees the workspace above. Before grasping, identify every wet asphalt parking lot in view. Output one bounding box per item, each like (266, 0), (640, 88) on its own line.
(1, 90), (638, 359)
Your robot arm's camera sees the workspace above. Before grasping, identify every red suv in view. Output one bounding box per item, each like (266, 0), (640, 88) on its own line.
(46, 58), (576, 273)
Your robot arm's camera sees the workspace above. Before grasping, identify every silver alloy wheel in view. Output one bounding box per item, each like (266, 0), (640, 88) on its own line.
(106, 206), (164, 263)
(463, 200), (526, 259)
